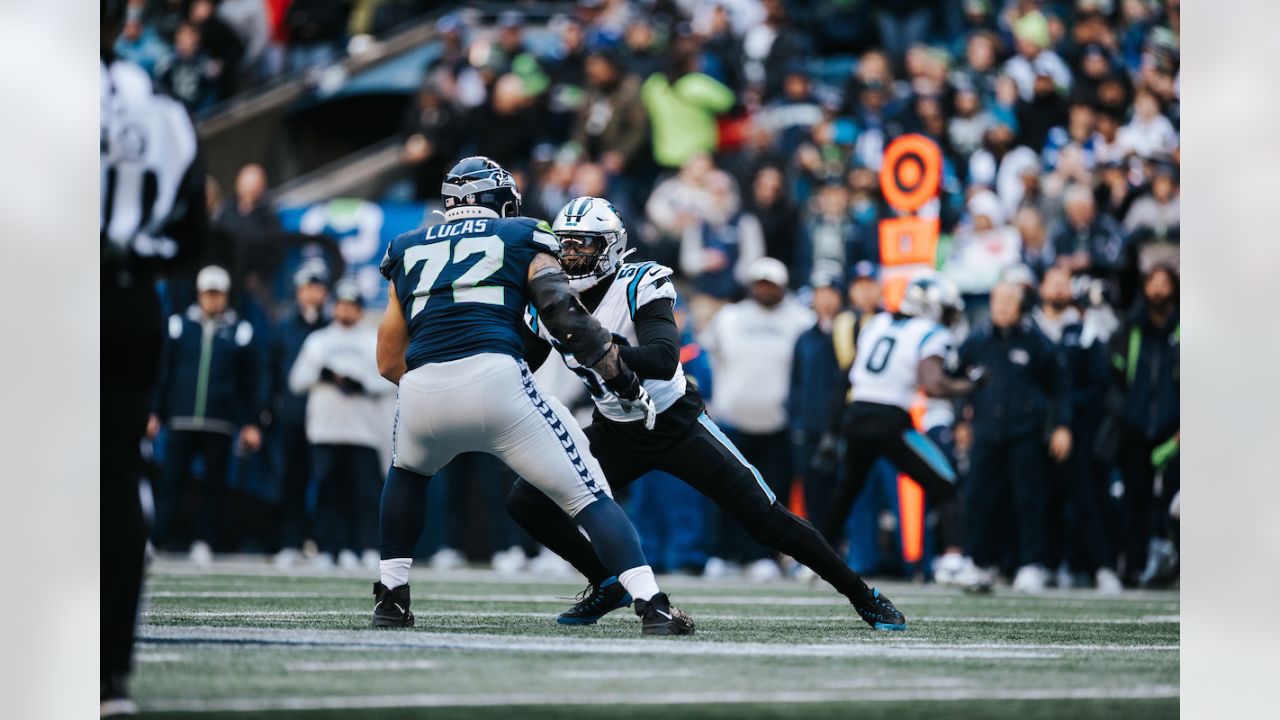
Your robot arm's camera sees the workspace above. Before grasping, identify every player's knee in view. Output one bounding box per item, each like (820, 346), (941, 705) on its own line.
(728, 492), (785, 546)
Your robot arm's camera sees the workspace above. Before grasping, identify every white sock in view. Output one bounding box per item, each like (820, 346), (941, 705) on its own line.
(617, 565), (660, 602)
(380, 558), (412, 589)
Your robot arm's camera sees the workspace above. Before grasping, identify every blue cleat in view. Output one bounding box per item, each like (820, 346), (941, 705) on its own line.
(556, 576), (633, 625)
(853, 587), (908, 631)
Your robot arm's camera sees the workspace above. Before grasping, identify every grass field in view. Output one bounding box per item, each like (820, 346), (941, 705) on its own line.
(133, 558), (1179, 719)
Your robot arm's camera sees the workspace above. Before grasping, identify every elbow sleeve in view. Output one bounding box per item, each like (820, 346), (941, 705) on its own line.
(529, 268), (612, 368)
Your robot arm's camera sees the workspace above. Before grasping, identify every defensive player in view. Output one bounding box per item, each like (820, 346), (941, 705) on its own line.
(373, 158), (693, 636)
(816, 274), (979, 549)
(506, 197), (908, 631)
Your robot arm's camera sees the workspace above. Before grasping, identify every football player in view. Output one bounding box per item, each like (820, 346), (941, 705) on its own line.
(816, 274), (979, 550)
(507, 196), (908, 631)
(374, 158), (693, 635)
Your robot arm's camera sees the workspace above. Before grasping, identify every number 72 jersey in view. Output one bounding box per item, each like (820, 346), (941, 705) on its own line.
(380, 216), (559, 371)
(850, 311), (955, 411)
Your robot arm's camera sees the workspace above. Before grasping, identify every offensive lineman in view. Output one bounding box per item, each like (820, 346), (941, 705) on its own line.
(507, 197), (908, 631)
(102, 0), (207, 713)
(373, 158), (693, 636)
(816, 274), (979, 548)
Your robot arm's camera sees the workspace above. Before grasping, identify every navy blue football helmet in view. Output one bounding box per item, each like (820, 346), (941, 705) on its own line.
(441, 156), (522, 220)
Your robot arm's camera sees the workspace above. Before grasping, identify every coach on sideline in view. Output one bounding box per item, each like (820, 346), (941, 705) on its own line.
(957, 281), (1073, 593)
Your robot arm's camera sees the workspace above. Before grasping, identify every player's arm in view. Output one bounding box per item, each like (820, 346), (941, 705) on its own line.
(617, 298), (680, 380)
(376, 283), (409, 385)
(918, 355), (975, 398)
(519, 318), (553, 373)
(526, 252), (626, 381)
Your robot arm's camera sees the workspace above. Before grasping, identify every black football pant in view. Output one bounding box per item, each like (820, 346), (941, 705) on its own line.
(506, 413), (872, 602)
(154, 430), (233, 549)
(822, 402), (958, 547)
(311, 444), (382, 556)
(101, 383), (150, 696)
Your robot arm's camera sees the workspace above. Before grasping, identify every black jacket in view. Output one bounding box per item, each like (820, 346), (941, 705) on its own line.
(1111, 307), (1179, 441)
(958, 319), (1073, 444)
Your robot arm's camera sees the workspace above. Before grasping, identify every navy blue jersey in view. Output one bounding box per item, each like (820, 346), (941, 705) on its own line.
(380, 216), (559, 370)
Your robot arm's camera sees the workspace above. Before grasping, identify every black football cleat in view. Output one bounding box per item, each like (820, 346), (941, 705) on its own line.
(853, 587), (907, 631)
(557, 575), (633, 625)
(372, 582), (415, 628)
(633, 592), (695, 636)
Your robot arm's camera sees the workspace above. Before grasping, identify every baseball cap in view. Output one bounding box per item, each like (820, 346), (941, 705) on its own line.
(851, 260), (880, 282)
(334, 279), (363, 307)
(747, 257), (789, 288)
(810, 261), (844, 290)
(293, 260), (329, 288)
(196, 265), (231, 293)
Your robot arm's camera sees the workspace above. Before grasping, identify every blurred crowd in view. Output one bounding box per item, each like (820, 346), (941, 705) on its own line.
(144, 0), (1179, 591)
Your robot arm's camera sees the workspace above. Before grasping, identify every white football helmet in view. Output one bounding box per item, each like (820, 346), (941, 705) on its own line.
(552, 196), (630, 292)
(898, 272), (950, 323)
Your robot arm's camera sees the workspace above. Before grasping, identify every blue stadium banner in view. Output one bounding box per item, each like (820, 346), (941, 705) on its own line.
(277, 200), (432, 308)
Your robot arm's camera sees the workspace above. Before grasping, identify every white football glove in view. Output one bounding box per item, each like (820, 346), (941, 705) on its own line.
(618, 384), (657, 431)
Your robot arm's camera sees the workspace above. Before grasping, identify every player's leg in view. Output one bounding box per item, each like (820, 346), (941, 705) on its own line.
(494, 360), (691, 635)
(664, 413), (904, 630)
(821, 425), (883, 547)
(101, 384), (151, 707)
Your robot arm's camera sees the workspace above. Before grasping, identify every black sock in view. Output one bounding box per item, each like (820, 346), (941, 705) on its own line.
(380, 465), (431, 558)
(506, 479), (610, 584)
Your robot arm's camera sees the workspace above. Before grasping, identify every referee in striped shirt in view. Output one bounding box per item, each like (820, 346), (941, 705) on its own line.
(101, 0), (207, 712)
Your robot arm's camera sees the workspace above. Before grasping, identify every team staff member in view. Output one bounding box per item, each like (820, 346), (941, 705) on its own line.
(957, 281), (1073, 593)
(150, 266), (267, 559)
(101, 0), (207, 710)
(507, 198), (908, 631)
(289, 280), (394, 569)
(271, 263), (329, 567)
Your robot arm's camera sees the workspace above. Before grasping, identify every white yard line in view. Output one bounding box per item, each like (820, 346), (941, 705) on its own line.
(143, 609), (1179, 625)
(138, 625), (1178, 658)
(284, 659), (437, 672)
(142, 684), (1179, 713)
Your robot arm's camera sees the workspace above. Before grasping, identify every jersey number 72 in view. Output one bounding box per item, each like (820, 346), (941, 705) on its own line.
(404, 235), (505, 317)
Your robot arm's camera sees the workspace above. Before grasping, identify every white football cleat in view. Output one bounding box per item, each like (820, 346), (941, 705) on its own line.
(1012, 564), (1047, 593)
(429, 547), (466, 571)
(745, 558), (783, 583)
(188, 540), (212, 567)
(1095, 567), (1123, 594)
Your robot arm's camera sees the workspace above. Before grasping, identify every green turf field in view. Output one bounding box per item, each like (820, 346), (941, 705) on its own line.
(133, 559), (1179, 719)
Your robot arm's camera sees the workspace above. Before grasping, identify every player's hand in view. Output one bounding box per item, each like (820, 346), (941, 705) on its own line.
(812, 432), (840, 474)
(966, 365), (991, 387)
(620, 384), (658, 431)
(1049, 426), (1072, 462)
(239, 424), (263, 453)
(147, 414), (161, 439)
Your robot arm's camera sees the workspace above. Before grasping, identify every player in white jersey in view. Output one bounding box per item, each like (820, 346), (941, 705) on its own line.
(818, 274), (980, 548)
(101, 1), (207, 712)
(507, 197), (910, 631)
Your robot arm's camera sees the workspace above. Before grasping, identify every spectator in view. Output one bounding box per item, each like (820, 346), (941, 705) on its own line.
(400, 82), (463, 202)
(115, 4), (169, 76)
(465, 74), (541, 174)
(285, 0), (347, 72)
(1043, 101), (1098, 172)
(678, 166), (764, 330)
(944, 189), (1023, 303)
(742, 0), (811, 100)
(640, 39), (735, 170)
(747, 165), (799, 269)
(572, 50), (648, 176)
(270, 263), (330, 568)
(1032, 268), (1121, 592)
(220, 163), (279, 239)
(948, 83), (995, 160)
(788, 270), (845, 523)
(1123, 161), (1180, 275)
(1049, 184), (1128, 297)
(702, 258), (814, 577)
(1002, 10), (1072, 102)
(957, 281), (1072, 593)
(967, 113), (1040, 217)
(870, 0), (934, 72)
(1117, 88), (1179, 160)
(287, 280), (394, 569)
(216, 0), (269, 84)
(155, 23), (221, 112)
(150, 266), (266, 561)
(1016, 71), (1069, 153)
(1109, 265), (1179, 586)
(795, 180), (868, 292)
(188, 0), (244, 98)
(647, 153), (727, 274)
(1014, 206), (1055, 278)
